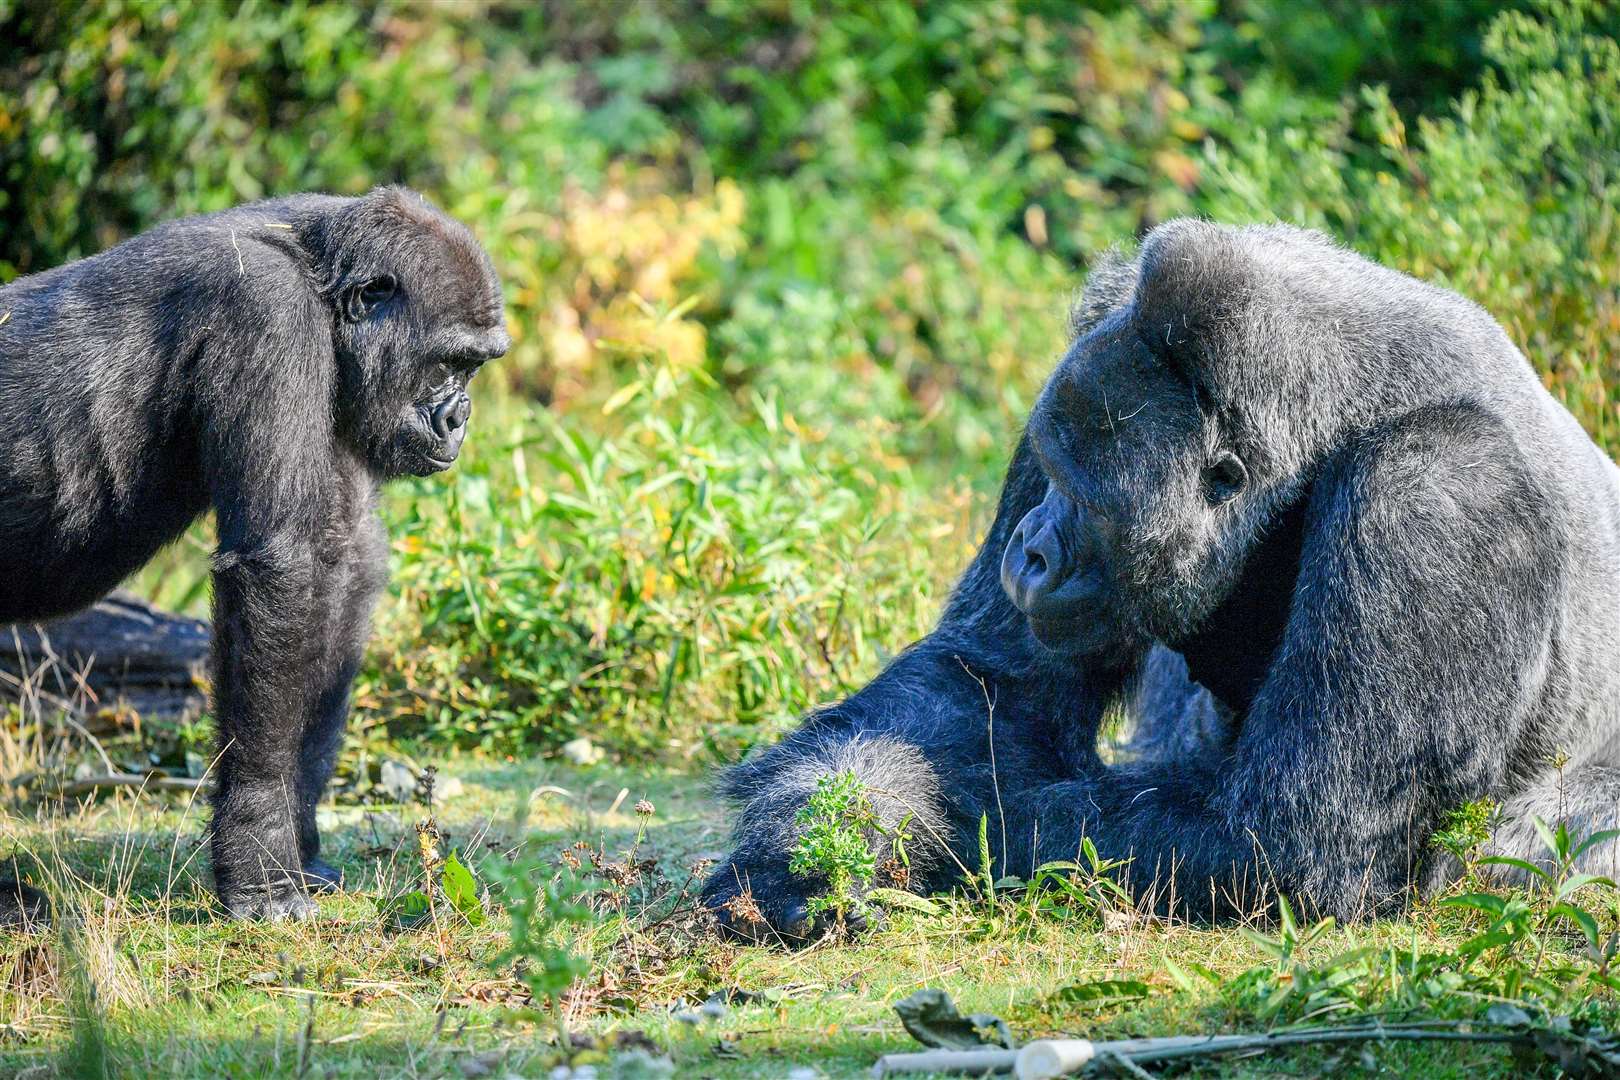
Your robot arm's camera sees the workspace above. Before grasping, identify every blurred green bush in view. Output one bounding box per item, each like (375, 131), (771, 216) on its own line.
(2, 0), (1615, 758)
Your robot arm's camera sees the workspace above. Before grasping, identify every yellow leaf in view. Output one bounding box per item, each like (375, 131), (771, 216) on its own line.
(601, 380), (644, 416)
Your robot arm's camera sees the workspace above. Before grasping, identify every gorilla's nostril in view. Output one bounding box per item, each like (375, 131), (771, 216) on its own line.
(431, 395), (471, 439)
(447, 398), (470, 431)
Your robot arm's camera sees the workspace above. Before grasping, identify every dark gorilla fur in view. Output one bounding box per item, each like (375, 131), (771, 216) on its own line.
(0, 187), (507, 922)
(705, 220), (1620, 940)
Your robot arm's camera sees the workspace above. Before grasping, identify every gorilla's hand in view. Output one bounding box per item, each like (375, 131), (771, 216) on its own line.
(703, 733), (945, 944)
(702, 858), (822, 944)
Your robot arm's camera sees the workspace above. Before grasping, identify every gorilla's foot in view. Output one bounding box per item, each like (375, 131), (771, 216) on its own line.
(704, 862), (808, 943)
(302, 858), (344, 893)
(220, 880), (320, 922)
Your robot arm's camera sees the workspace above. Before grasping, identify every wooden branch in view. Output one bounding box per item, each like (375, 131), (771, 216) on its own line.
(54, 772), (208, 798)
(1, 591), (211, 722)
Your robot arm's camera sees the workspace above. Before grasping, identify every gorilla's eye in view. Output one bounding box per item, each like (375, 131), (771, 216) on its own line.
(345, 276), (397, 321)
(1204, 451), (1248, 504)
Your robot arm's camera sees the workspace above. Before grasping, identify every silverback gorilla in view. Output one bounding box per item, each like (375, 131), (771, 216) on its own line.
(705, 220), (1620, 940)
(0, 187), (507, 921)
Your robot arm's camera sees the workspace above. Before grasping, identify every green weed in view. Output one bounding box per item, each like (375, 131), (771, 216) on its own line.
(789, 771), (881, 930)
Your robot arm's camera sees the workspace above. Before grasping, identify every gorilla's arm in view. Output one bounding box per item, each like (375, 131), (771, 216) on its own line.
(1018, 403), (1559, 919)
(703, 435), (1132, 939)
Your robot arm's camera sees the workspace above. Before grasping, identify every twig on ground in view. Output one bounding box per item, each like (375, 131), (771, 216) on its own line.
(872, 1023), (1544, 1077)
(53, 773), (207, 798)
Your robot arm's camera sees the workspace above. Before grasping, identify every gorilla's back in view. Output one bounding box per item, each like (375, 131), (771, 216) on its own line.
(0, 223), (220, 620)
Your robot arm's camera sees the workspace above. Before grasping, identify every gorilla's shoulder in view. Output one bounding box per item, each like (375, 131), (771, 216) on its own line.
(50, 205), (323, 307)
(1338, 399), (1539, 497)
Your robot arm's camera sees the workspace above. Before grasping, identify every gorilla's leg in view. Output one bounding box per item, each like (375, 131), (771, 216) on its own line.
(1485, 763), (1620, 882)
(710, 725), (947, 942)
(1120, 646), (1233, 764)
(296, 509), (388, 891)
(210, 535), (328, 921)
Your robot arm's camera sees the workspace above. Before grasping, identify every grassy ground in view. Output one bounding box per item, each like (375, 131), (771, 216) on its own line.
(3, 755), (1606, 1079)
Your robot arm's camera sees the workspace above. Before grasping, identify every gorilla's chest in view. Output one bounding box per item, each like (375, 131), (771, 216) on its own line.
(1176, 496), (1309, 717)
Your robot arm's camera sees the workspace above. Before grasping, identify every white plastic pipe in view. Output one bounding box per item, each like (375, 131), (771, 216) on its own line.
(870, 1047), (1019, 1075)
(1015, 1039), (1097, 1079)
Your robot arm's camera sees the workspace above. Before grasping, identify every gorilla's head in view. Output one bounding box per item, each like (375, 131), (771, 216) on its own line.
(307, 187), (509, 478)
(1000, 221), (1397, 654)
(1001, 305), (1249, 653)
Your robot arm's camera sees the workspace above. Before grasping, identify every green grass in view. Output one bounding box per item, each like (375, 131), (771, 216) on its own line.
(4, 756), (1615, 1079)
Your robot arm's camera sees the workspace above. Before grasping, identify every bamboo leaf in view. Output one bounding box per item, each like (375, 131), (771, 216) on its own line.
(867, 888), (942, 916)
(1479, 856), (1553, 883)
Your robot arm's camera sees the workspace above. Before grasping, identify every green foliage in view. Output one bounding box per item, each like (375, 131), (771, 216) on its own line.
(789, 771), (880, 927)
(4, 0), (1618, 766)
(1149, 817), (1620, 1030)
(1200, 0), (1620, 449)
(1044, 977), (1150, 1011)
(379, 849), (486, 931)
(359, 361), (961, 756)
(1210, 0), (1520, 117)
(491, 855), (595, 1040)
(1015, 837), (1135, 928)
(1434, 797), (1501, 872)
(0, 1), (590, 276)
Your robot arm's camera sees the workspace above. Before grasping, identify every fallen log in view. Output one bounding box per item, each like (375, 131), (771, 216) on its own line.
(0, 591), (210, 723)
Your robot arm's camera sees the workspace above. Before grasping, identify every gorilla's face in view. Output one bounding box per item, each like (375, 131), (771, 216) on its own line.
(1001, 308), (1258, 652)
(365, 306), (510, 479)
(328, 193), (510, 478)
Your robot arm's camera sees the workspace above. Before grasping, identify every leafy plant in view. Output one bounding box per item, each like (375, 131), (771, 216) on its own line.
(1017, 836), (1136, 929)
(378, 847), (486, 932)
(1433, 796), (1501, 883)
(789, 771), (880, 930)
(491, 856), (596, 1047)
(1443, 813), (1620, 993)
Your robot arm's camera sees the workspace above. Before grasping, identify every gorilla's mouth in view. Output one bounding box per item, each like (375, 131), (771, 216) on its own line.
(416, 452), (459, 474)
(399, 442), (461, 476)
(399, 426), (466, 476)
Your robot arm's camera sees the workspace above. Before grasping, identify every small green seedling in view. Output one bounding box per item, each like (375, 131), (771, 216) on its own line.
(1432, 797), (1500, 883)
(377, 817), (487, 931)
(492, 857), (595, 1048)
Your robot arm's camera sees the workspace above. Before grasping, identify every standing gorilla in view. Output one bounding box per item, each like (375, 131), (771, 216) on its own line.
(705, 220), (1620, 939)
(0, 187), (508, 920)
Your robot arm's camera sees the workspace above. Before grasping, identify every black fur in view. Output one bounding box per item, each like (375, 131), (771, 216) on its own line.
(705, 220), (1620, 938)
(0, 187), (507, 921)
